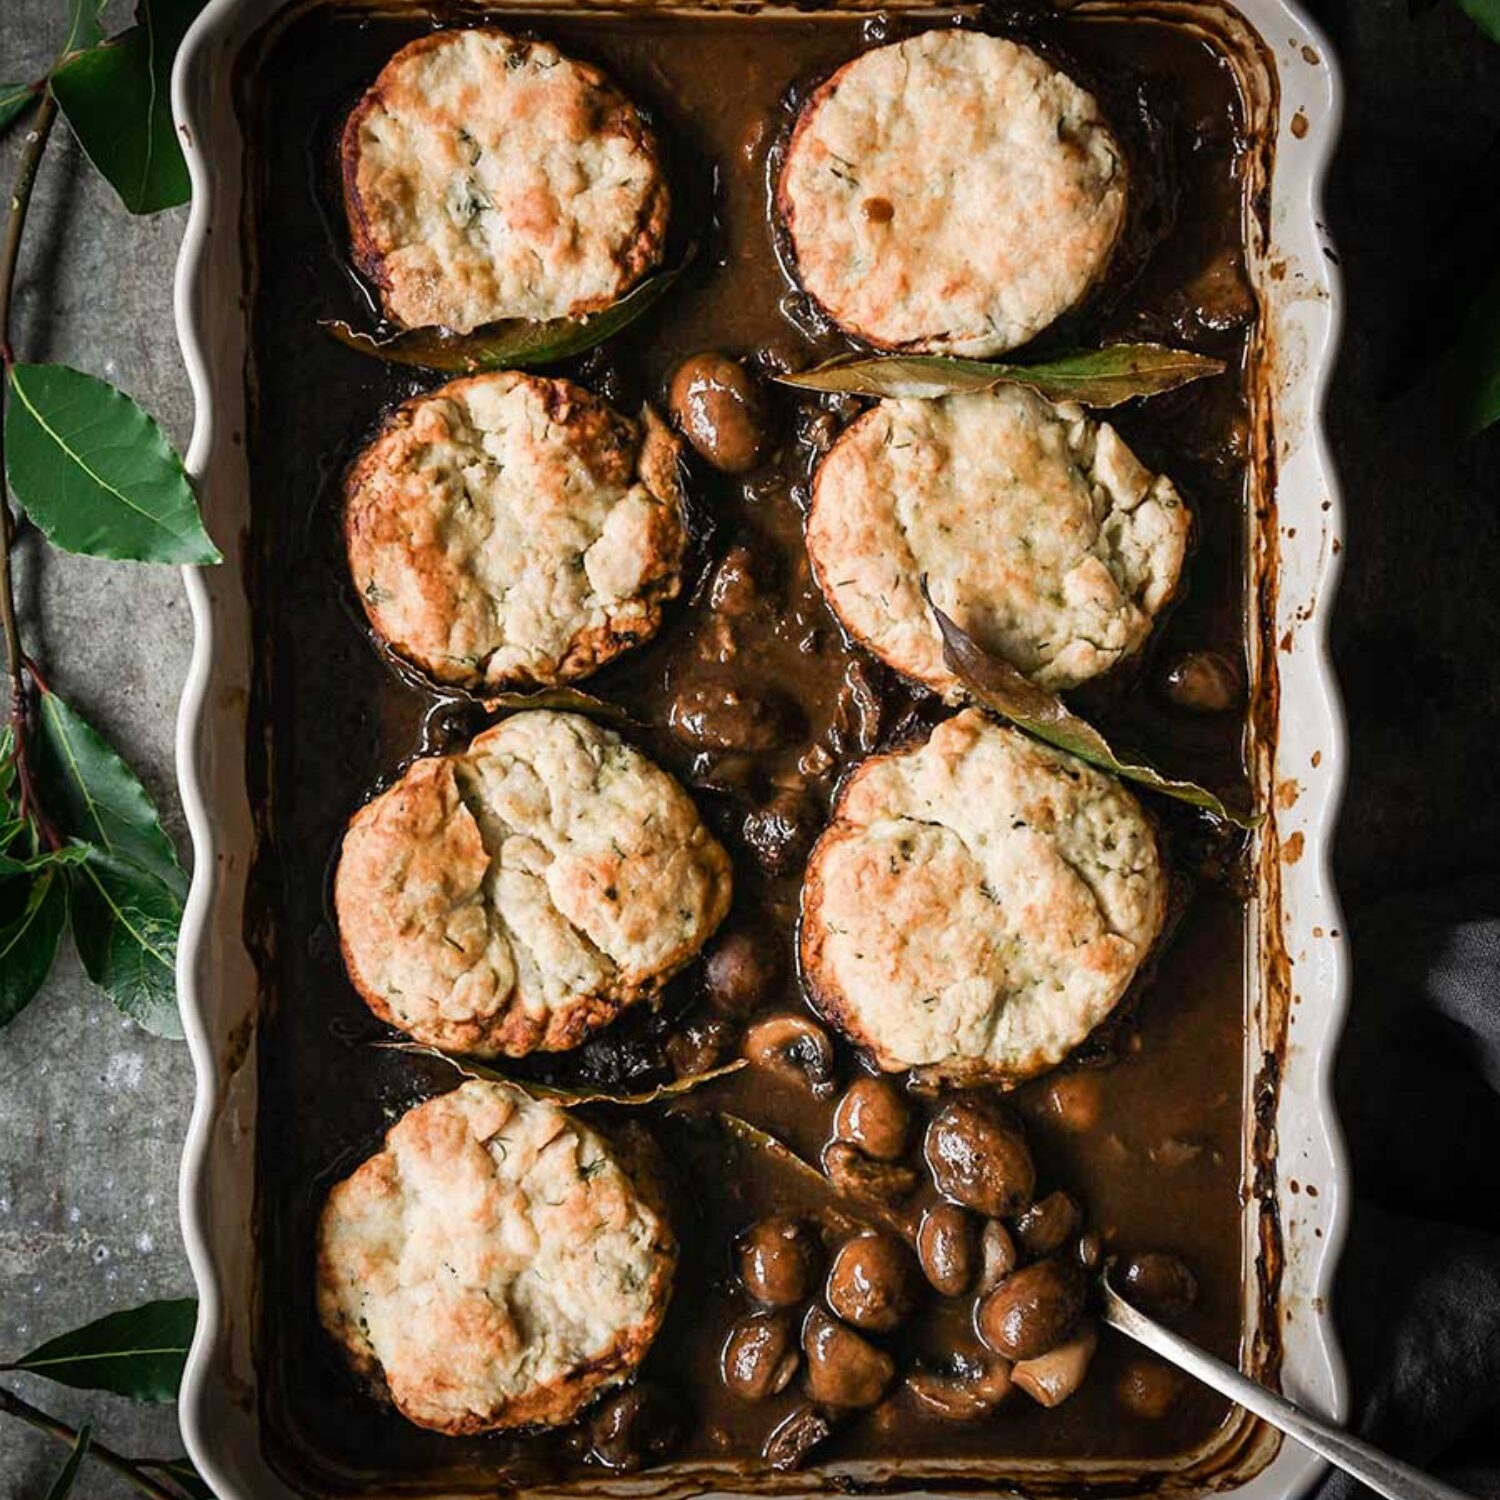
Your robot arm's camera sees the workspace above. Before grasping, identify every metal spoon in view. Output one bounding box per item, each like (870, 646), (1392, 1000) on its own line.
(1100, 1269), (1476, 1500)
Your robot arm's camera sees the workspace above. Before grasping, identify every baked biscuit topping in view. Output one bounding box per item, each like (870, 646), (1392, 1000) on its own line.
(317, 1080), (676, 1434)
(343, 28), (669, 332)
(800, 710), (1166, 1085)
(777, 30), (1126, 356)
(807, 386), (1190, 695)
(344, 372), (686, 692)
(335, 711), (732, 1057)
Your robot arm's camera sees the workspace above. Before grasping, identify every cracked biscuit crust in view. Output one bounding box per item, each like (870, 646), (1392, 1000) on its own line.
(777, 30), (1126, 356)
(343, 28), (669, 333)
(345, 372), (687, 692)
(317, 1079), (677, 1435)
(335, 711), (732, 1057)
(807, 386), (1190, 697)
(800, 710), (1165, 1086)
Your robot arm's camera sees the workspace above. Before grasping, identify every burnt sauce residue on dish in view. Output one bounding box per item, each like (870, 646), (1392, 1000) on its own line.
(243, 2), (1260, 1491)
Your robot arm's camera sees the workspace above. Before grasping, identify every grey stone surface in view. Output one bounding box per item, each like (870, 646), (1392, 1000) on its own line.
(0, 4), (197, 1497)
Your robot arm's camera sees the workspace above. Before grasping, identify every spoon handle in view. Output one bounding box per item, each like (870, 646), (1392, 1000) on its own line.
(1100, 1284), (1475, 1500)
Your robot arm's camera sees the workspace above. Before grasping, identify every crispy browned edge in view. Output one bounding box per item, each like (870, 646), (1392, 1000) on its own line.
(333, 731), (732, 1059)
(771, 37), (1127, 355)
(798, 722), (1168, 1087)
(314, 1092), (680, 1435)
(339, 27), (671, 331)
(342, 372), (688, 694)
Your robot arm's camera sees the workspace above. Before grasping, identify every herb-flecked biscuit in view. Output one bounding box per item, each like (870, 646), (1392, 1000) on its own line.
(345, 372), (687, 692)
(777, 30), (1126, 355)
(806, 386), (1190, 696)
(317, 1079), (677, 1434)
(342, 28), (669, 333)
(335, 711), (732, 1057)
(800, 710), (1165, 1086)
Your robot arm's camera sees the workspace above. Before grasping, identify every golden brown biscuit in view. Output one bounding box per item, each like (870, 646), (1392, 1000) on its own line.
(343, 28), (669, 333)
(806, 386), (1190, 696)
(317, 1080), (676, 1434)
(335, 711), (732, 1057)
(777, 30), (1125, 355)
(344, 372), (686, 692)
(800, 710), (1165, 1085)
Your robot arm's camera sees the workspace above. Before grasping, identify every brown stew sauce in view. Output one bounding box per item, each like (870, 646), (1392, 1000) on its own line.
(241, 3), (1259, 1491)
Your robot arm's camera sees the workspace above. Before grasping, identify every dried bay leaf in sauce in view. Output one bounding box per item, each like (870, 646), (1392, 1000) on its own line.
(777, 343), (1226, 408)
(323, 264), (685, 374)
(930, 598), (1256, 829)
(378, 1042), (745, 1106)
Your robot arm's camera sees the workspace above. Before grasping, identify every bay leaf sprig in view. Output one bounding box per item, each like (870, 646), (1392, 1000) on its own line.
(4, 1298), (197, 1402)
(1456, 0), (1500, 45)
(929, 597), (1255, 828)
(325, 260), (685, 374)
(776, 343), (1226, 408)
(0, 0), (219, 1043)
(41, 1421), (92, 1500)
(0, 1299), (212, 1500)
(379, 1040), (747, 1106)
(0, 668), (187, 1036)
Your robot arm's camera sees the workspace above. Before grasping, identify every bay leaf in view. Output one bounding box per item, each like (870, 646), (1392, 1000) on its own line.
(776, 344), (1226, 408)
(34, 686), (187, 897)
(9, 1298), (196, 1401)
(718, 1114), (865, 1234)
(0, 868), (68, 1029)
(1457, 0), (1500, 42)
(481, 685), (639, 727)
(324, 262), (683, 374)
(42, 1422), (92, 1500)
(61, 0), (110, 57)
(381, 1041), (745, 1105)
(0, 725), (16, 803)
(0, 83), (37, 134)
(144, 1458), (214, 1500)
(51, 0), (206, 215)
(931, 599), (1255, 828)
(68, 848), (182, 1037)
(0, 843), (90, 877)
(5, 364), (219, 564)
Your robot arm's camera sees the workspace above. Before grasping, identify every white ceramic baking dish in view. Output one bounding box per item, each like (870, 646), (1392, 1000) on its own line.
(170, 2), (1349, 1495)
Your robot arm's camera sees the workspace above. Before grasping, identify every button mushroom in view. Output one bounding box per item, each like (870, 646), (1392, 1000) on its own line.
(977, 1219), (1019, 1292)
(925, 1096), (1036, 1217)
(801, 1306), (895, 1409)
(1162, 650), (1244, 714)
(668, 352), (769, 474)
(917, 1204), (978, 1297)
(975, 1258), (1087, 1361)
(822, 1141), (919, 1205)
(742, 784), (822, 877)
(1014, 1191), (1082, 1258)
(1116, 1252), (1199, 1320)
(1011, 1321), (1098, 1408)
(763, 1403), (832, 1471)
(721, 1311), (800, 1401)
(739, 1216), (820, 1306)
(905, 1353), (1013, 1421)
(826, 1232), (919, 1332)
(742, 1013), (837, 1097)
(703, 929), (783, 1017)
(1117, 1357), (1183, 1419)
(587, 1383), (682, 1470)
(832, 1076), (911, 1161)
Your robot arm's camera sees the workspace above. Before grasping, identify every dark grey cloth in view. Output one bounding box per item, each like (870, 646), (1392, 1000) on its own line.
(1317, 880), (1500, 1499)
